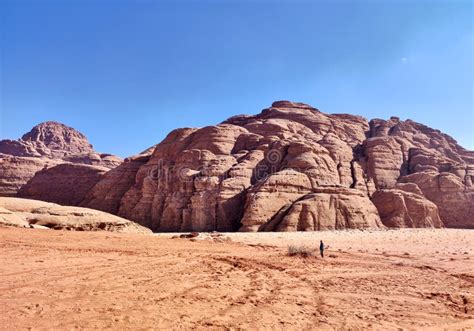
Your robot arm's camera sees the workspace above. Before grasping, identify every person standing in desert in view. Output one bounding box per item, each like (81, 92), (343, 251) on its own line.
(320, 240), (325, 258)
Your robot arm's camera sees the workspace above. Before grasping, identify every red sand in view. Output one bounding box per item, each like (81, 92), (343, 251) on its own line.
(1, 228), (473, 329)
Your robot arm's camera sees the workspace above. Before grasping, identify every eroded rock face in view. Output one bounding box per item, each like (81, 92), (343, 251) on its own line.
(0, 197), (152, 234)
(260, 187), (383, 231)
(399, 171), (474, 228)
(365, 117), (473, 229)
(365, 117), (474, 189)
(18, 163), (109, 206)
(0, 156), (62, 196)
(240, 170), (313, 231)
(364, 136), (404, 189)
(0, 122), (122, 196)
(372, 189), (443, 228)
(80, 152), (154, 215)
(82, 101), (387, 231)
(1, 121), (93, 157)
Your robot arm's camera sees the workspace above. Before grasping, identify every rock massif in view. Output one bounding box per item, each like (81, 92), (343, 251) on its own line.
(3, 101), (472, 232)
(0, 122), (122, 196)
(0, 197), (151, 234)
(78, 101), (473, 231)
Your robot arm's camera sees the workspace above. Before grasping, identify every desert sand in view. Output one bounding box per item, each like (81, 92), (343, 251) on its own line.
(1, 228), (473, 329)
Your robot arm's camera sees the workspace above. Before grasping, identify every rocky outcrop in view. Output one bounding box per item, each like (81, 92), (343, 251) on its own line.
(0, 121), (93, 157)
(363, 136), (405, 189)
(362, 116), (473, 228)
(81, 101), (386, 232)
(372, 189), (443, 228)
(366, 117), (473, 189)
(18, 163), (109, 206)
(399, 171), (474, 228)
(0, 197), (152, 234)
(239, 170), (313, 231)
(80, 151), (155, 215)
(0, 156), (62, 196)
(0, 122), (122, 196)
(260, 187), (383, 231)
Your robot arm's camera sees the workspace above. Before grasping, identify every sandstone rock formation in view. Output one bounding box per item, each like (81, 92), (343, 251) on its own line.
(0, 155), (62, 196)
(80, 150), (155, 215)
(18, 163), (110, 206)
(79, 101), (383, 231)
(258, 187), (383, 231)
(0, 121), (94, 158)
(400, 171), (474, 228)
(0, 197), (152, 233)
(371, 189), (443, 228)
(365, 117), (474, 228)
(0, 122), (122, 196)
(102, 101), (470, 231)
(5, 101), (472, 231)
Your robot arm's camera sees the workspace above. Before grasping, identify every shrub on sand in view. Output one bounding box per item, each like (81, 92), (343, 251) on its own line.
(287, 245), (315, 258)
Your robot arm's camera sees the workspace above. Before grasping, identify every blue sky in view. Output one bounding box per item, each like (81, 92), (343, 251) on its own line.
(1, 0), (472, 157)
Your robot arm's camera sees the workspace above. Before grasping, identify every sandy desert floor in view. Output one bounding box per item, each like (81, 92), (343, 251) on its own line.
(1, 228), (473, 330)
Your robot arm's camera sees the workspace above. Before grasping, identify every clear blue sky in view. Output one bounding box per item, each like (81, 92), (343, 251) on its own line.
(1, 0), (472, 157)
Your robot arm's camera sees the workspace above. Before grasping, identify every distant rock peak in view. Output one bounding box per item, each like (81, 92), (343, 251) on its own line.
(20, 121), (93, 154)
(271, 100), (318, 110)
(0, 121), (122, 197)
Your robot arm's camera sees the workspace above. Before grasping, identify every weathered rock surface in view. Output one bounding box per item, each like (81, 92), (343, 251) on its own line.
(239, 170), (313, 231)
(18, 163), (109, 206)
(372, 189), (443, 228)
(80, 151), (155, 215)
(0, 197), (152, 233)
(363, 116), (473, 229)
(260, 187), (383, 231)
(0, 121), (94, 157)
(399, 171), (474, 228)
(0, 121), (122, 196)
(0, 155), (62, 196)
(80, 101), (385, 231)
(365, 117), (474, 190)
